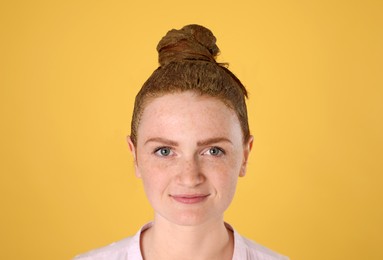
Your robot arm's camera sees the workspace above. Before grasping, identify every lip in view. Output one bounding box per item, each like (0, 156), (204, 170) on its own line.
(170, 194), (210, 204)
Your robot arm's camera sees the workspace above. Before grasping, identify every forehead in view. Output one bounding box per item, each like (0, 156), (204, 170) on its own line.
(145, 91), (227, 111)
(137, 92), (242, 141)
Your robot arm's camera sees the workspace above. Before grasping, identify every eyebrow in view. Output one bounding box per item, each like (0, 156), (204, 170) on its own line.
(197, 137), (233, 146)
(144, 137), (232, 146)
(144, 137), (178, 146)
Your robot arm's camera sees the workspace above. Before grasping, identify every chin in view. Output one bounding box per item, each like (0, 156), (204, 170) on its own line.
(160, 210), (222, 227)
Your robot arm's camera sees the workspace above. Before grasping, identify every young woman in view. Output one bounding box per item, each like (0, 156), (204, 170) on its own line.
(75, 24), (288, 260)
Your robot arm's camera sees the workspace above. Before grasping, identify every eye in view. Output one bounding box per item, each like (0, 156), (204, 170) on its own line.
(154, 147), (174, 157)
(204, 147), (225, 157)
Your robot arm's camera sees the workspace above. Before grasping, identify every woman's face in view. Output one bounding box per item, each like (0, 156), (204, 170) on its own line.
(128, 91), (253, 226)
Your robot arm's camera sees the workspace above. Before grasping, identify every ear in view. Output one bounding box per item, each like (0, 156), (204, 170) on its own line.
(126, 136), (141, 178)
(239, 135), (254, 177)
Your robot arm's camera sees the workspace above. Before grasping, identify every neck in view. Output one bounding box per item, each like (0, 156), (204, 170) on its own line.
(141, 215), (234, 260)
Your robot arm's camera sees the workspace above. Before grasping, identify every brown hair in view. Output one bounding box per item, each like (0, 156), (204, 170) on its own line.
(130, 24), (250, 145)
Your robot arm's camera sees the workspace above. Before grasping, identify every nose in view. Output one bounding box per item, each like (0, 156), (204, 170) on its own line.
(176, 156), (205, 187)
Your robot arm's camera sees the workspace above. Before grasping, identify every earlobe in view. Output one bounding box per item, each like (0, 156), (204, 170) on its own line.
(239, 135), (254, 177)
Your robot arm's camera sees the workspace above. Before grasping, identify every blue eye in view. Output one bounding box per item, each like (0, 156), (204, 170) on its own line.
(154, 147), (173, 157)
(206, 147), (225, 156)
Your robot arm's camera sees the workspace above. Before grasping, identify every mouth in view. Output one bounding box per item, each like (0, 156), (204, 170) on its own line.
(170, 194), (210, 204)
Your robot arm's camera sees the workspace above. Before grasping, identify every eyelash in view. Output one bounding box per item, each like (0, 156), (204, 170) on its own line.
(204, 146), (225, 157)
(153, 146), (226, 157)
(154, 147), (174, 157)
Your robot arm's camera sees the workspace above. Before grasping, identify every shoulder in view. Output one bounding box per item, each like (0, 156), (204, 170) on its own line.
(238, 235), (289, 260)
(72, 223), (152, 260)
(73, 236), (136, 260)
(228, 223), (289, 260)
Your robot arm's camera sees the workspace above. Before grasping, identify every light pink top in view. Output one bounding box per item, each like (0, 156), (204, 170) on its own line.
(74, 222), (289, 260)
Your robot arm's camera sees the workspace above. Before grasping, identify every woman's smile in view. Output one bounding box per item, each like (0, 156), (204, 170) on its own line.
(170, 193), (211, 204)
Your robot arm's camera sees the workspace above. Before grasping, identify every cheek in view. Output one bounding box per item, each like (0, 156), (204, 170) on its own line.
(203, 158), (241, 189)
(138, 165), (168, 207)
(138, 156), (175, 191)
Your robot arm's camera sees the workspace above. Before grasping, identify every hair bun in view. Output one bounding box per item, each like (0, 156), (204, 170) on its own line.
(157, 24), (220, 66)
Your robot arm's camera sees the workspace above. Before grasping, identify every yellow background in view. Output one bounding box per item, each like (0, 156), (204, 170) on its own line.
(1, 0), (382, 259)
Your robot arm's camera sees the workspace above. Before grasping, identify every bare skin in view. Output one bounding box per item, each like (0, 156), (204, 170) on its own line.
(128, 91), (253, 260)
